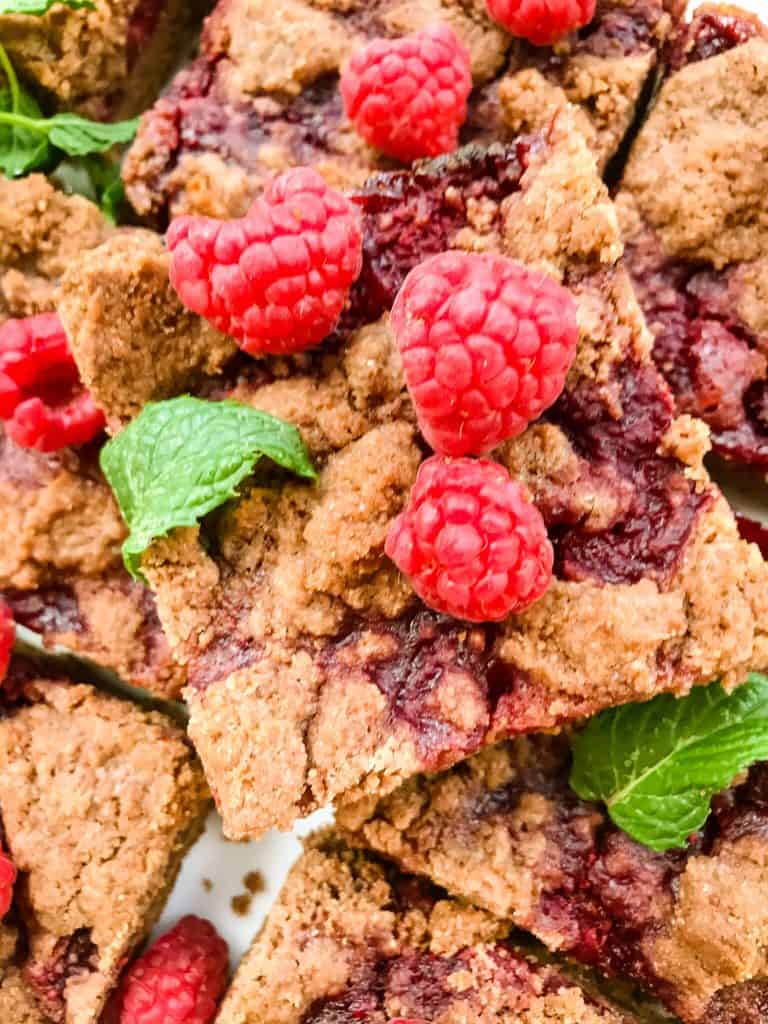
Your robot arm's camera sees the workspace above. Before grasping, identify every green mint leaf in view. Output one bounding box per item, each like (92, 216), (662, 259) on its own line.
(46, 113), (138, 156)
(52, 155), (126, 223)
(0, 0), (94, 13)
(570, 675), (768, 851)
(98, 172), (125, 223)
(100, 396), (317, 578)
(0, 85), (49, 175)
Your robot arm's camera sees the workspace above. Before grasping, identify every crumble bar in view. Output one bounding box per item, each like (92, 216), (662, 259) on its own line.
(122, 0), (682, 222)
(59, 115), (768, 838)
(0, 656), (210, 1023)
(215, 830), (647, 1024)
(339, 735), (768, 1024)
(0, 0), (209, 118)
(617, 5), (768, 473)
(0, 176), (185, 697)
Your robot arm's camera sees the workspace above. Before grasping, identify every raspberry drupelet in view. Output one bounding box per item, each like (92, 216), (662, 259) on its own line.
(167, 168), (363, 356)
(107, 915), (229, 1024)
(340, 24), (472, 162)
(0, 600), (12, 682)
(485, 0), (597, 45)
(391, 251), (579, 456)
(386, 455), (553, 622)
(0, 843), (16, 920)
(0, 313), (105, 452)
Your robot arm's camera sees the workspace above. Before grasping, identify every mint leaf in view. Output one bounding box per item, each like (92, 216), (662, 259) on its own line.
(0, 85), (49, 175)
(52, 155), (126, 223)
(99, 173), (125, 223)
(570, 675), (768, 851)
(100, 397), (317, 578)
(46, 113), (138, 155)
(0, 0), (94, 13)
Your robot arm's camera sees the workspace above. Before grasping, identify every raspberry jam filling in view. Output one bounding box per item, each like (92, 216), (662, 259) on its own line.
(125, 0), (168, 69)
(300, 946), (578, 1023)
(625, 237), (768, 468)
(3, 588), (84, 637)
(667, 4), (766, 70)
(24, 928), (98, 1022)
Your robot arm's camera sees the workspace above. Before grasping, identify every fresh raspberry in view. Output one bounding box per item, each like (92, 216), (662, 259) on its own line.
(340, 24), (472, 161)
(0, 314), (105, 452)
(167, 168), (363, 356)
(108, 916), (228, 1024)
(0, 843), (16, 920)
(0, 601), (12, 682)
(386, 455), (553, 622)
(390, 251), (578, 457)
(485, 0), (596, 45)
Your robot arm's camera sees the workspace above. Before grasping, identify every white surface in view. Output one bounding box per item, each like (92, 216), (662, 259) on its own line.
(154, 0), (768, 969)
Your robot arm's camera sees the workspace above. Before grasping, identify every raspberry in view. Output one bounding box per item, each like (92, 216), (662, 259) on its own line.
(390, 251), (578, 457)
(0, 843), (16, 920)
(386, 455), (553, 622)
(485, 0), (596, 45)
(167, 168), (363, 356)
(0, 313), (105, 452)
(0, 600), (12, 682)
(340, 24), (472, 161)
(108, 916), (228, 1024)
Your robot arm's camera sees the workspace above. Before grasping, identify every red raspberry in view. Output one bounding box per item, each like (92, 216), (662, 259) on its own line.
(0, 313), (105, 452)
(340, 24), (472, 161)
(108, 916), (228, 1024)
(0, 843), (16, 920)
(485, 0), (595, 45)
(391, 251), (578, 457)
(167, 168), (363, 356)
(386, 455), (553, 622)
(0, 600), (13, 682)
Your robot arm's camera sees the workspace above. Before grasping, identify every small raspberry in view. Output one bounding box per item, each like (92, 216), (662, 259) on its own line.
(0, 314), (105, 452)
(386, 455), (553, 622)
(0, 601), (13, 682)
(167, 168), (363, 356)
(391, 251), (578, 457)
(340, 23), (472, 161)
(0, 843), (16, 920)
(108, 916), (228, 1024)
(485, 0), (596, 45)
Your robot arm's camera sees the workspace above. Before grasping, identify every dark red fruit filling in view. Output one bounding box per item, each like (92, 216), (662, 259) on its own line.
(126, 0), (168, 68)
(344, 142), (538, 330)
(667, 4), (766, 71)
(0, 601), (12, 683)
(736, 516), (768, 559)
(25, 928), (98, 1023)
(546, 359), (711, 584)
(301, 946), (577, 1023)
(625, 238), (768, 468)
(0, 314), (105, 453)
(3, 588), (84, 638)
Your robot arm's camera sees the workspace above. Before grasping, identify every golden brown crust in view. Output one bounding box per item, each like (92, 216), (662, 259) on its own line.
(0, 672), (210, 1024)
(216, 831), (637, 1024)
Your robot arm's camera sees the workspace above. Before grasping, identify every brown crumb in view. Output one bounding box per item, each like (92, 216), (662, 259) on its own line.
(202, 878), (213, 893)
(231, 893), (252, 917)
(243, 870), (265, 894)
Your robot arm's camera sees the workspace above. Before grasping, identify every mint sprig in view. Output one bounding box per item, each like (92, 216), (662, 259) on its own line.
(0, 0), (94, 13)
(570, 675), (768, 851)
(52, 155), (127, 223)
(100, 397), (317, 578)
(0, 42), (137, 178)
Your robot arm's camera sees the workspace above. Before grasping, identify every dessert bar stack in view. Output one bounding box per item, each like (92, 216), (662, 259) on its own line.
(1, 0), (768, 1021)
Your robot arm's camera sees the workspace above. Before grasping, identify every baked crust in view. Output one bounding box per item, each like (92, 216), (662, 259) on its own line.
(216, 830), (642, 1024)
(0, 659), (210, 1024)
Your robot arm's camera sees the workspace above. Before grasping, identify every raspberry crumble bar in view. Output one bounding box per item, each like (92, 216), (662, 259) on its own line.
(0, 655), (210, 1023)
(59, 116), (768, 838)
(0, 176), (185, 697)
(617, 5), (768, 474)
(0, 0), (209, 118)
(122, 0), (682, 222)
(339, 735), (768, 1024)
(215, 830), (648, 1024)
